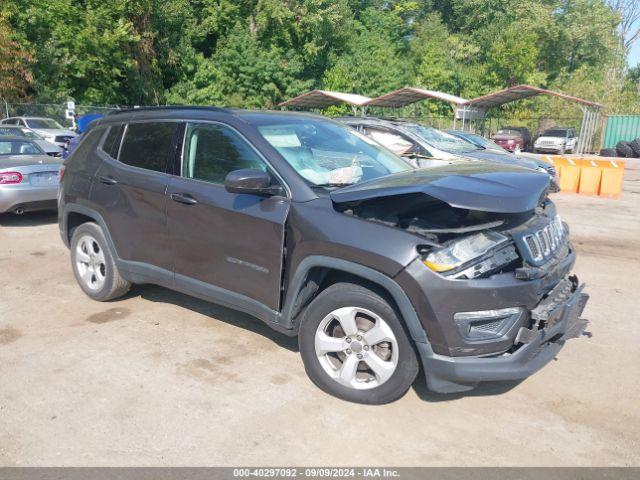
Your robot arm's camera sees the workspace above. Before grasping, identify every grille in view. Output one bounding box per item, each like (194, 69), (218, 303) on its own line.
(55, 135), (73, 143)
(522, 216), (566, 263)
(470, 319), (504, 333)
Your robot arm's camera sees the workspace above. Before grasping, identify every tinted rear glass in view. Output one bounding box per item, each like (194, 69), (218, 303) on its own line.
(542, 129), (568, 137)
(0, 127), (25, 136)
(0, 139), (42, 155)
(496, 129), (521, 136)
(118, 122), (178, 173)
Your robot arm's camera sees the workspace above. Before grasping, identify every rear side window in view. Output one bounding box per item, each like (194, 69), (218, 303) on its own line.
(119, 122), (178, 173)
(101, 125), (125, 159)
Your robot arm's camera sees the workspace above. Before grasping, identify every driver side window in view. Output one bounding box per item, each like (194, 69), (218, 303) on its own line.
(182, 123), (267, 184)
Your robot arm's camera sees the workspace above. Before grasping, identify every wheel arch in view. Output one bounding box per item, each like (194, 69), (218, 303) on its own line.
(61, 204), (118, 255)
(279, 256), (428, 344)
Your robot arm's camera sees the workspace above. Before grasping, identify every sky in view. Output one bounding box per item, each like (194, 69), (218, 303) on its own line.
(629, 20), (640, 67)
(630, 40), (640, 67)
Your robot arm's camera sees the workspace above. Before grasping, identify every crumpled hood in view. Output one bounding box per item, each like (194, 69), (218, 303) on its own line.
(330, 163), (550, 214)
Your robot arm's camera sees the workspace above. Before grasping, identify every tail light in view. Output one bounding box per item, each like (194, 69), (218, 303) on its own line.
(58, 165), (66, 183)
(0, 172), (24, 184)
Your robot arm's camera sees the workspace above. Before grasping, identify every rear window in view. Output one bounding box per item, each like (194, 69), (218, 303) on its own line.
(26, 118), (64, 129)
(0, 127), (24, 136)
(0, 139), (42, 155)
(496, 129), (521, 136)
(118, 122), (179, 173)
(542, 129), (568, 137)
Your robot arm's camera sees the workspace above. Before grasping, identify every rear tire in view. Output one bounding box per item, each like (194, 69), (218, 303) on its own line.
(616, 141), (634, 158)
(299, 282), (419, 404)
(629, 138), (640, 158)
(600, 148), (617, 157)
(70, 222), (131, 301)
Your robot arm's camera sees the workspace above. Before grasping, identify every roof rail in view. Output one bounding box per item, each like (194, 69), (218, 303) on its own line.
(107, 105), (229, 116)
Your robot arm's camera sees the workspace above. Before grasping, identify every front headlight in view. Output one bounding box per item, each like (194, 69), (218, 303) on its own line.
(423, 231), (509, 273)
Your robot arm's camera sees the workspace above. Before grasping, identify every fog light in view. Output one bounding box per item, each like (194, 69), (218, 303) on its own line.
(454, 307), (523, 340)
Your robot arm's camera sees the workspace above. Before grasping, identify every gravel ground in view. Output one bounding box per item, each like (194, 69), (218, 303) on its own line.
(0, 162), (639, 466)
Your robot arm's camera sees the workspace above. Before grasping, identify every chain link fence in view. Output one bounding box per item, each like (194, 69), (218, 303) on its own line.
(1, 100), (120, 127)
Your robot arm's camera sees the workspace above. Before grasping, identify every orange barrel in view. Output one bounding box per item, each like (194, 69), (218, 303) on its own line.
(599, 160), (625, 198)
(557, 157), (580, 193)
(577, 159), (602, 195)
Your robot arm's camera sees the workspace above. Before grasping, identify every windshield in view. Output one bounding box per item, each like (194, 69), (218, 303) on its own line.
(0, 139), (43, 155)
(464, 133), (508, 152)
(0, 127), (26, 137)
(542, 129), (568, 137)
(405, 124), (478, 154)
(256, 118), (411, 187)
(25, 118), (64, 129)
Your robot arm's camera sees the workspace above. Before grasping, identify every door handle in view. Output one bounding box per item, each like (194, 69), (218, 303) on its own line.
(98, 175), (117, 185)
(170, 193), (198, 205)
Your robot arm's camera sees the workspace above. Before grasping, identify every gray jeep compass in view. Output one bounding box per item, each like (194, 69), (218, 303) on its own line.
(58, 107), (589, 404)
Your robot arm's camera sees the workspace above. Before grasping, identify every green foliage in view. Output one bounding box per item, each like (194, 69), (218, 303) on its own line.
(0, 14), (33, 101)
(1, 0), (638, 115)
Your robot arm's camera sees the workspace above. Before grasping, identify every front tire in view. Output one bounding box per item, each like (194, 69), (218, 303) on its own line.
(70, 222), (131, 301)
(299, 282), (419, 404)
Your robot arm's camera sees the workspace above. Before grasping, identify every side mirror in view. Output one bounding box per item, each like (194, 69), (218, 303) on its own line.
(224, 168), (284, 196)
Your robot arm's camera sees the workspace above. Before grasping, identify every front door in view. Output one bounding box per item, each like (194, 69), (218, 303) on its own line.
(166, 122), (289, 311)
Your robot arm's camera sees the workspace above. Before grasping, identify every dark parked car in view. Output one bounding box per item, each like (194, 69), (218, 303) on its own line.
(447, 129), (559, 188)
(492, 126), (532, 152)
(58, 107), (589, 404)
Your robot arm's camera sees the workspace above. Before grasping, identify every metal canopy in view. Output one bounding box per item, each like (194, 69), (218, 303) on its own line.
(278, 90), (371, 108)
(464, 84), (602, 109)
(365, 87), (468, 107)
(461, 84), (603, 155)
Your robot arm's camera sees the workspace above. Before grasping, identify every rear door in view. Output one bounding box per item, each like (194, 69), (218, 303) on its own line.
(91, 121), (180, 273)
(166, 121), (289, 311)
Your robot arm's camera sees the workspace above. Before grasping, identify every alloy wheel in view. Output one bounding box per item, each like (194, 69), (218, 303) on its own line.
(75, 235), (107, 291)
(314, 306), (399, 390)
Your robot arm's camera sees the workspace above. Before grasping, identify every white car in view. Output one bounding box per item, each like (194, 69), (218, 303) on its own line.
(0, 116), (77, 149)
(534, 127), (578, 154)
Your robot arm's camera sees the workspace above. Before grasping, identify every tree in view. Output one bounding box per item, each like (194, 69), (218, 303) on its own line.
(322, 7), (408, 96)
(0, 15), (33, 101)
(608, 0), (640, 50)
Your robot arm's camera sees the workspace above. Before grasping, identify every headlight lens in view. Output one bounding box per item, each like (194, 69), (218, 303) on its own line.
(423, 231), (509, 273)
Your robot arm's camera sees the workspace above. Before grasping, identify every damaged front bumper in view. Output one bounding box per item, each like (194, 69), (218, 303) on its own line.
(415, 275), (589, 393)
